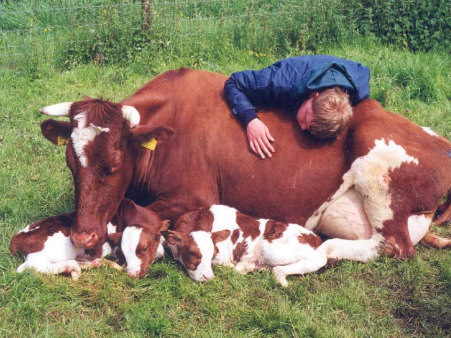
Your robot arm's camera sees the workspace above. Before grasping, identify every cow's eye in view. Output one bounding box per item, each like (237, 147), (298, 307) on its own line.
(103, 165), (119, 176)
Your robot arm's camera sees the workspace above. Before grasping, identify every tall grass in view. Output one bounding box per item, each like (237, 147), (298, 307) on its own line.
(2, 0), (448, 76)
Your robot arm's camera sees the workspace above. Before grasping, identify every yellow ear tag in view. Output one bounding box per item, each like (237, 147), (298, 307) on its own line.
(141, 138), (157, 151)
(57, 136), (70, 146)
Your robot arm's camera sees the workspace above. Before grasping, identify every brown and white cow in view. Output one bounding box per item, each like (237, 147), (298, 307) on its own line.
(163, 204), (326, 286)
(10, 199), (168, 279)
(38, 69), (451, 265)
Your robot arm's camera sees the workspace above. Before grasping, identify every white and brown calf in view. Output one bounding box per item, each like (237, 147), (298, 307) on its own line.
(10, 199), (168, 279)
(9, 213), (109, 280)
(163, 204), (327, 286)
(115, 220), (169, 278)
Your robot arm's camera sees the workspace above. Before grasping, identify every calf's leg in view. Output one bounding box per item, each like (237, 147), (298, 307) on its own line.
(317, 235), (383, 262)
(272, 254), (327, 287)
(18, 259), (82, 280)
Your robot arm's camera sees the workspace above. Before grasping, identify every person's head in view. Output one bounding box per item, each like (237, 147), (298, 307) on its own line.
(297, 87), (353, 140)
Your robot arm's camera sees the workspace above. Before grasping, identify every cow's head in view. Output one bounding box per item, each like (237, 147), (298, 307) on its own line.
(40, 98), (173, 249)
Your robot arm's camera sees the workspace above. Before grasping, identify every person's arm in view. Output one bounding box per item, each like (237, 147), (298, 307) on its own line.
(224, 70), (260, 126)
(224, 66), (282, 159)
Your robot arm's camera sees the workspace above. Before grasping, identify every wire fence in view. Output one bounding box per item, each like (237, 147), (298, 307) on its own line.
(0, 0), (358, 72)
(2, 0), (448, 73)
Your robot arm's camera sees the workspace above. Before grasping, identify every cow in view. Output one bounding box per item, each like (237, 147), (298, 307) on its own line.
(163, 204), (326, 286)
(10, 199), (168, 279)
(38, 69), (451, 266)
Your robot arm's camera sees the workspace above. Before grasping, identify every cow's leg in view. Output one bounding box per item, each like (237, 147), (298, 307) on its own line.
(434, 192), (450, 226)
(272, 254), (327, 287)
(421, 232), (451, 249)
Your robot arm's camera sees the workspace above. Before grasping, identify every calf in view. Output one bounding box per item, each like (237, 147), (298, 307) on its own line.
(10, 199), (168, 280)
(117, 220), (169, 278)
(163, 204), (326, 286)
(10, 213), (101, 280)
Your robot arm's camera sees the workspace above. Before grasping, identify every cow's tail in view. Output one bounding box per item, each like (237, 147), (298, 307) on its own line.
(434, 189), (451, 226)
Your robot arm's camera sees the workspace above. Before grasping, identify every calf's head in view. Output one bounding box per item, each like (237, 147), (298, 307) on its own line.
(121, 220), (170, 278)
(40, 98), (173, 248)
(163, 229), (230, 281)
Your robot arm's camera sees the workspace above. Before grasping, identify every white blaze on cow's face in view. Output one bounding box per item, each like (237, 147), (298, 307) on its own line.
(182, 231), (215, 282)
(71, 112), (110, 168)
(121, 226), (143, 277)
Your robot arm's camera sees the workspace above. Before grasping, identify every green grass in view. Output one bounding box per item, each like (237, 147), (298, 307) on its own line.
(0, 40), (450, 336)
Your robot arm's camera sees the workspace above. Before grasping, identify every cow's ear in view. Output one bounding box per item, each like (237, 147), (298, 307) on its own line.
(162, 230), (181, 245)
(212, 230), (231, 245)
(41, 119), (72, 145)
(130, 125), (174, 151)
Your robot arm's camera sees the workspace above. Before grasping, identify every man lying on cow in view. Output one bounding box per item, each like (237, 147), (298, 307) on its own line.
(224, 55), (370, 159)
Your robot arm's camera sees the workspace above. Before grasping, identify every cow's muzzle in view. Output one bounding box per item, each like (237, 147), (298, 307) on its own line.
(70, 230), (100, 249)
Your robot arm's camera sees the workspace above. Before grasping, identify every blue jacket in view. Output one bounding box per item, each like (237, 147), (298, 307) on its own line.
(224, 55), (370, 126)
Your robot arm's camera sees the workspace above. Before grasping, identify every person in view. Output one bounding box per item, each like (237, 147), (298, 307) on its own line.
(224, 55), (370, 159)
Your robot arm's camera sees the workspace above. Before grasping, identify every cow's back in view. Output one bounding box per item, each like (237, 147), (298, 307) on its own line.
(123, 69), (350, 224)
(121, 69), (450, 227)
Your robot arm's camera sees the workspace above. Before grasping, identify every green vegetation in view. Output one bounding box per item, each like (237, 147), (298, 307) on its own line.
(0, 0), (450, 336)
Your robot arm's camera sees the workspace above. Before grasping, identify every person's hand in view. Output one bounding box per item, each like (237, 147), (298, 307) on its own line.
(246, 119), (275, 159)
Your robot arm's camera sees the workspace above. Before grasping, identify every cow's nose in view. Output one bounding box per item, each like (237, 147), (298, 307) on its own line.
(71, 231), (99, 249)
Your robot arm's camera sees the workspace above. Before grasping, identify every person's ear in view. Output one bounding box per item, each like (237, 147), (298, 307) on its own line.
(310, 91), (320, 99)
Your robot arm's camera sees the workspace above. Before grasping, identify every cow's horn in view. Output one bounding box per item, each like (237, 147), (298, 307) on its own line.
(39, 102), (73, 116)
(122, 105), (140, 128)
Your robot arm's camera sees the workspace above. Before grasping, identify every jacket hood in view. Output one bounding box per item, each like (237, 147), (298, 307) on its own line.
(298, 62), (359, 95)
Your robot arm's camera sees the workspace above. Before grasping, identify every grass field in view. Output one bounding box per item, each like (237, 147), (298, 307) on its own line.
(1, 0), (450, 335)
(0, 41), (450, 336)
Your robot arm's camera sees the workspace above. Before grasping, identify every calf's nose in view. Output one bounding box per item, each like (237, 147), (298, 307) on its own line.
(128, 270), (140, 278)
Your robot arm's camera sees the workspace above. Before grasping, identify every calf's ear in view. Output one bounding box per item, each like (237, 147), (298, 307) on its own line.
(212, 230), (231, 244)
(162, 230), (181, 245)
(41, 119), (72, 145)
(130, 125), (174, 150)
(108, 233), (122, 246)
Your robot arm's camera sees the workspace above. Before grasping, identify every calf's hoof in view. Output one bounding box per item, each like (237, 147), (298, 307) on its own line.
(273, 267), (288, 287)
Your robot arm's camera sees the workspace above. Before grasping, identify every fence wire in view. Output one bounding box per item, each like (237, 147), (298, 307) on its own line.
(0, 0), (352, 71)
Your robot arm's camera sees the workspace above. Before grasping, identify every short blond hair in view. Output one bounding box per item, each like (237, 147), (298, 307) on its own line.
(309, 87), (353, 139)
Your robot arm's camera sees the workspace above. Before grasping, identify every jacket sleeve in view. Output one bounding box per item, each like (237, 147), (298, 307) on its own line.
(224, 72), (259, 126)
(224, 62), (291, 126)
